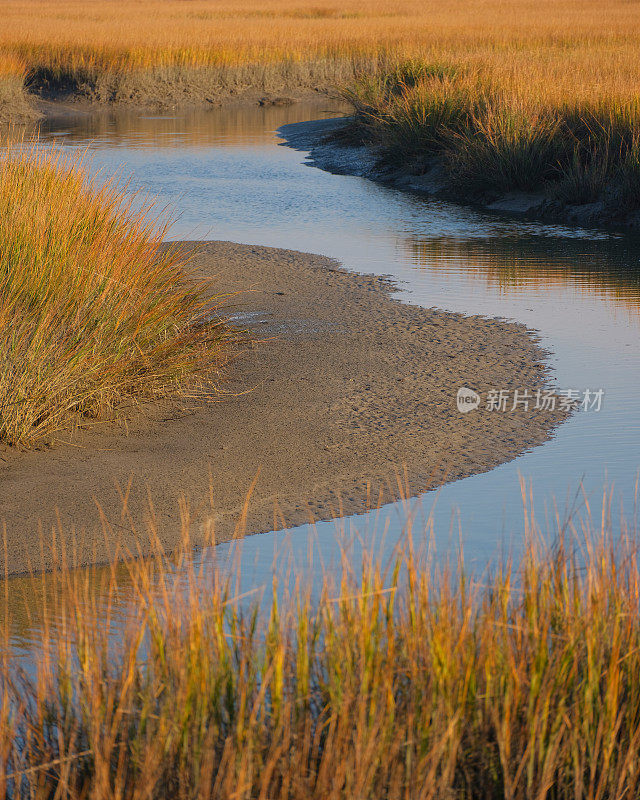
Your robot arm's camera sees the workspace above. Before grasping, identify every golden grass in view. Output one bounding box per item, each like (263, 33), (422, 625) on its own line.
(1, 0), (640, 106)
(0, 1), (639, 206)
(0, 145), (232, 447)
(0, 54), (25, 81)
(2, 496), (640, 798)
(1, 0), (639, 206)
(341, 61), (640, 208)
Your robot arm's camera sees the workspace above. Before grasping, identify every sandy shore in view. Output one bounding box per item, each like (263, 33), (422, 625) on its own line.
(0, 241), (566, 576)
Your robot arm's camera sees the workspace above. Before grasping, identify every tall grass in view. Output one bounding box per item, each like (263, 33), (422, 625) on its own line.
(3, 1), (640, 209)
(344, 64), (640, 208)
(340, 64), (475, 155)
(0, 146), (231, 447)
(1, 504), (640, 798)
(3, 0), (640, 110)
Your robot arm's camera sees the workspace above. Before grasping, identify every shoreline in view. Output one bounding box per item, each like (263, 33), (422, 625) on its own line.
(279, 117), (640, 234)
(0, 72), (339, 126)
(0, 241), (566, 577)
(6, 92), (639, 234)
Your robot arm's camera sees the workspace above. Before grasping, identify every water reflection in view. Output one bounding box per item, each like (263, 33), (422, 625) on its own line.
(39, 101), (351, 149)
(4, 102), (640, 656)
(405, 234), (640, 313)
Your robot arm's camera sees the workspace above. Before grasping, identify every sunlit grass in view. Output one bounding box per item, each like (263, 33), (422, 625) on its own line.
(1, 496), (640, 798)
(0, 146), (232, 447)
(343, 64), (640, 208)
(3, 1), (640, 207)
(2, 0), (640, 107)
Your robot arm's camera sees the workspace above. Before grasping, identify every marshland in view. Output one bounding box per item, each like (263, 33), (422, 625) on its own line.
(1, 1), (640, 796)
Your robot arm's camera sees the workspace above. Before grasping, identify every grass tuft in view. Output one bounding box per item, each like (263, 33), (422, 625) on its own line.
(446, 103), (565, 192)
(0, 146), (231, 447)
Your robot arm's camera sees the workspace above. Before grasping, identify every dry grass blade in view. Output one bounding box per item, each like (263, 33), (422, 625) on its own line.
(0, 144), (234, 447)
(0, 500), (639, 798)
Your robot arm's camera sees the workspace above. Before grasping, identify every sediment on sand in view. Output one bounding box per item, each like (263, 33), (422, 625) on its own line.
(0, 240), (566, 576)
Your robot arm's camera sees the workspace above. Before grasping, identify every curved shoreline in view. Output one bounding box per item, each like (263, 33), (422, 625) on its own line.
(278, 117), (640, 234)
(6, 95), (638, 233)
(0, 241), (566, 576)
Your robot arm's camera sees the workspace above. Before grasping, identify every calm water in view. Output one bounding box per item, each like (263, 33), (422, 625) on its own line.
(7, 101), (640, 652)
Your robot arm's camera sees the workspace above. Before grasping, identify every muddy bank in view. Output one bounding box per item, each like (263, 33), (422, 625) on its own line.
(0, 87), (329, 128)
(279, 117), (640, 233)
(0, 62), (348, 125)
(0, 241), (566, 576)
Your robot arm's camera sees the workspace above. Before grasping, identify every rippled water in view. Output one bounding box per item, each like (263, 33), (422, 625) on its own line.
(7, 101), (640, 652)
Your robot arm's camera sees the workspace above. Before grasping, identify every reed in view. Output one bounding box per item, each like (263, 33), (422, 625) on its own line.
(0, 146), (232, 447)
(3, 0), (640, 209)
(1, 499), (640, 798)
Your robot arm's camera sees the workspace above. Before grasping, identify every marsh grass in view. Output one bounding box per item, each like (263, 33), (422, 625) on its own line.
(3, 0), (640, 116)
(4, 1), (640, 210)
(0, 146), (232, 447)
(341, 68), (475, 160)
(344, 64), (640, 208)
(445, 104), (566, 192)
(1, 497), (640, 798)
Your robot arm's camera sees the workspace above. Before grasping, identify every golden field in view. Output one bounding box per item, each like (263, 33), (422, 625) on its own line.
(2, 0), (640, 212)
(1, 0), (640, 107)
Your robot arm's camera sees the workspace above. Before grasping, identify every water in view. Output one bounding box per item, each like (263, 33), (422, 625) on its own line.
(7, 101), (640, 652)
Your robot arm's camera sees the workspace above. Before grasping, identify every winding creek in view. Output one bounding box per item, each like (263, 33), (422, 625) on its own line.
(7, 100), (640, 654)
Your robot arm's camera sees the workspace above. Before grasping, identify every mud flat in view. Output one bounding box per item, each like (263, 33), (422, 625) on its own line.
(0, 241), (566, 575)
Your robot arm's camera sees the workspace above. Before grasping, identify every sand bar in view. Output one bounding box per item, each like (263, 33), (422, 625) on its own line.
(0, 241), (566, 575)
